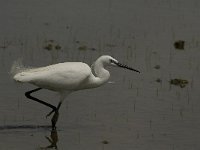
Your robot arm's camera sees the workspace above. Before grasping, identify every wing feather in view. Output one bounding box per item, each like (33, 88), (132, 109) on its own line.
(14, 62), (91, 91)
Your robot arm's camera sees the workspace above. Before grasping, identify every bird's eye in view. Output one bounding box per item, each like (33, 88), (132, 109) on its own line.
(110, 59), (114, 63)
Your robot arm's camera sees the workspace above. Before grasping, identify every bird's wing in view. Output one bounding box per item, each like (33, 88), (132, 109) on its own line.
(14, 62), (92, 91)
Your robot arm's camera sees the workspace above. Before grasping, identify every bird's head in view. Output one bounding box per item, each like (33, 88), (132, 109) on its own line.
(98, 55), (140, 73)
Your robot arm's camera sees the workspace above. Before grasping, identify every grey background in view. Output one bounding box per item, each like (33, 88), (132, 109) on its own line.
(0, 0), (200, 149)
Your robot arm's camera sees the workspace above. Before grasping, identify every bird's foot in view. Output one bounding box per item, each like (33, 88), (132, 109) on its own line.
(46, 102), (61, 119)
(46, 109), (56, 118)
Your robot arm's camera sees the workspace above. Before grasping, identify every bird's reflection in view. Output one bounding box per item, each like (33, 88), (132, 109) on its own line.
(40, 129), (58, 149)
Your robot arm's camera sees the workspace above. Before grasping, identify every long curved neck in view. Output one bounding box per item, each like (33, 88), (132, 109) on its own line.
(90, 59), (110, 88)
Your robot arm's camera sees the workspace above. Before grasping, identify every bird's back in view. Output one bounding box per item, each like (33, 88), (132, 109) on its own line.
(13, 62), (92, 91)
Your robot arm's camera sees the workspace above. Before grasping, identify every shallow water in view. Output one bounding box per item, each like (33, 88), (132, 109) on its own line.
(1, 0), (200, 149)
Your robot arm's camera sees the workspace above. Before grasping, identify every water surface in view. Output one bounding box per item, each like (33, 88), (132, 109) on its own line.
(1, 0), (200, 149)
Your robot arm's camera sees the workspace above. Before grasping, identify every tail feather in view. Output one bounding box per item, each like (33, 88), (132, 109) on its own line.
(10, 59), (32, 83)
(13, 72), (32, 82)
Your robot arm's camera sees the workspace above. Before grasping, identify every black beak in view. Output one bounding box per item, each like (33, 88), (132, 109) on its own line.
(113, 61), (140, 73)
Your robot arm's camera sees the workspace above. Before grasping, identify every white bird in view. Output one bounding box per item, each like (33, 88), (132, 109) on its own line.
(12, 55), (140, 129)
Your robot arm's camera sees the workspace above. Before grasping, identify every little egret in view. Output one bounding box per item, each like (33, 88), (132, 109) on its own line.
(12, 55), (140, 129)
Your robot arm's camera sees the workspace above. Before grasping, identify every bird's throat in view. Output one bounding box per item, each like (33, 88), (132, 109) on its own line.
(92, 61), (110, 86)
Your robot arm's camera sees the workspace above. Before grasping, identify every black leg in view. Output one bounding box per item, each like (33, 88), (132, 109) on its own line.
(51, 111), (59, 130)
(50, 102), (62, 130)
(25, 88), (56, 110)
(46, 102), (62, 118)
(25, 88), (61, 129)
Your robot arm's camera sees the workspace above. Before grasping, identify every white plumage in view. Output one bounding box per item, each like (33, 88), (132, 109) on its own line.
(12, 55), (140, 128)
(14, 62), (93, 91)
